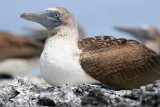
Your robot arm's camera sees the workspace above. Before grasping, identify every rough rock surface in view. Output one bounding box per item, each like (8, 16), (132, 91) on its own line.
(0, 75), (160, 107)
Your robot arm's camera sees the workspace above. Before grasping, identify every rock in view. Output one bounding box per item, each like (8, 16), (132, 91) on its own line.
(81, 89), (112, 107)
(124, 80), (160, 107)
(0, 75), (160, 107)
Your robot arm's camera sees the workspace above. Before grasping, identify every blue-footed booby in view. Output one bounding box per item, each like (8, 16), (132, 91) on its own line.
(115, 25), (160, 53)
(21, 7), (160, 90)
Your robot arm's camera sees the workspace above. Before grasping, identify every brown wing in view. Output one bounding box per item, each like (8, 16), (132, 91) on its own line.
(0, 32), (44, 61)
(80, 37), (160, 90)
(78, 36), (116, 49)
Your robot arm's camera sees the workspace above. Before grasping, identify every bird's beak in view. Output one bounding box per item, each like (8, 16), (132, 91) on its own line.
(20, 12), (44, 23)
(20, 11), (62, 30)
(20, 11), (58, 25)
(114, 27), (140, 35)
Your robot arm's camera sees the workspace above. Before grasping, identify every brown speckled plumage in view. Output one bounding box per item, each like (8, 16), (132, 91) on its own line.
(79, 36), (160, 89)
(78, 36), (116, 49)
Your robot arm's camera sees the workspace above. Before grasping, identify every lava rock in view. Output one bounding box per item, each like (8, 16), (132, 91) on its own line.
(0, 75), (160, 107)
(81, 89), (112, 107)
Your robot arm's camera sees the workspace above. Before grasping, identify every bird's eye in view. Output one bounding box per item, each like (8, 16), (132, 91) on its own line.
(54, 13), (60, 18)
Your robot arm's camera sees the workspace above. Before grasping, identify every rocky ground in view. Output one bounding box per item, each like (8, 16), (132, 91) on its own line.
(0, 75), (160, 107)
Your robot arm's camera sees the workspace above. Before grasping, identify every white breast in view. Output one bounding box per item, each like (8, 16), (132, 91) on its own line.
(40, 36), (98, 86)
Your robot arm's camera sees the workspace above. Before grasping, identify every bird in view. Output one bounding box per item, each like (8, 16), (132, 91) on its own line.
(115, 25), (160, 53)
(0, 32), (44, 76)
(21, 7), (160, 90)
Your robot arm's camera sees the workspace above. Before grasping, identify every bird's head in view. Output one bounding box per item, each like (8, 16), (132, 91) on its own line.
(20, 7), (77, 32)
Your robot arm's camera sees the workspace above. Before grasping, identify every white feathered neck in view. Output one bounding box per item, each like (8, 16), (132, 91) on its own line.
(42, 24), (81, 67)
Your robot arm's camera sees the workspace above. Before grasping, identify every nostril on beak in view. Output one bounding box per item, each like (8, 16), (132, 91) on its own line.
(20, 13), (26, 18)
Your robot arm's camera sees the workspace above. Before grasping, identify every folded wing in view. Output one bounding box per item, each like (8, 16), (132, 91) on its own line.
(79, 36), (160, 89)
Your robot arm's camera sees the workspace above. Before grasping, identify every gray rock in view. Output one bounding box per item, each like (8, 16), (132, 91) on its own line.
(0, 75), (160, 107)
